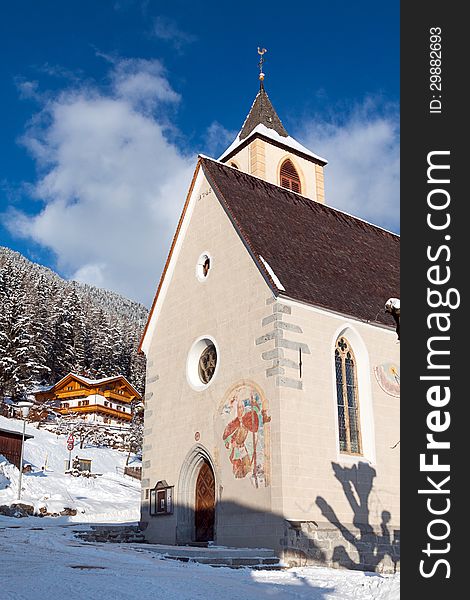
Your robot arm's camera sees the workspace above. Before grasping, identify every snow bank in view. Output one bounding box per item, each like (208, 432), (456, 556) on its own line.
(373, 573), (400, 600)
(0, 415), (140, 522)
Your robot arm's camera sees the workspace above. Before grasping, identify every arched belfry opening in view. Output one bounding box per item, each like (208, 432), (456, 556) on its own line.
(176, 445), (217, 544)
(280, 159), (302, 193)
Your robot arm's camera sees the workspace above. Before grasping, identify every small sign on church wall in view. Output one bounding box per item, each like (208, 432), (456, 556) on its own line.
(149, 480), (173, 516)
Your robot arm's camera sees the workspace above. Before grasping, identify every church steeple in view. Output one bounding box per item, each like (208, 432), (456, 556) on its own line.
(239, 83), (289, 141)
(218, 49), (328, 204)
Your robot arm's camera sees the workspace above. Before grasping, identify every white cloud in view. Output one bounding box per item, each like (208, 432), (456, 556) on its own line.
(152, 17), (196, 51)
(7, 72), (398, 308)
(7, 58), (195, 306)
(203, 121), (237, 158)
(298, 99), (400, 232)
(15, 78), (41, 101)
(110, 57), (181, 110)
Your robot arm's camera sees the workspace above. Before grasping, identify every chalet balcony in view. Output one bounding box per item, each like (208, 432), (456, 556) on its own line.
(56, 403), (132, 422)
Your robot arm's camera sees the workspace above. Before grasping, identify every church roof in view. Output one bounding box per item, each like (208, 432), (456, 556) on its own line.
(201, 157), (399, 328)
(218, 85), (327, 165)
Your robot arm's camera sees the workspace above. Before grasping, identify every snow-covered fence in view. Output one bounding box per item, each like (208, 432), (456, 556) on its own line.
(115, 465), (142, 480)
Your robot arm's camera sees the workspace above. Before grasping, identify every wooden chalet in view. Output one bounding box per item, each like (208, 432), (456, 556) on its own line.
(34, 373), (141, 426)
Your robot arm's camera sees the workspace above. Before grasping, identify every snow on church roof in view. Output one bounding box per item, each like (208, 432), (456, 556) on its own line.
(219, 123), (328, 164)
(259, 255), (286, 292)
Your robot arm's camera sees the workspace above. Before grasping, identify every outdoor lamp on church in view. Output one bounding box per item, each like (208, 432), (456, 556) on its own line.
(16, 400), (34, 501)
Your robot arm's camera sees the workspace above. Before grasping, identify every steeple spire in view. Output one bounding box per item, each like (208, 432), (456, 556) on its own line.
(238, 49), (289, 141)
(218, 48), (328, 195)
(239, 85), (289, 140)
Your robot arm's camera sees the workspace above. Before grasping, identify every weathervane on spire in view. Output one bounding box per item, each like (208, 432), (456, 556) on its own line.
(258, 47), (267, 82)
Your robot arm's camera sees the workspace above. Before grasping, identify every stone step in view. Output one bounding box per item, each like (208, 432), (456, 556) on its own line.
(161, 555), (283, 569)
(139, 544), (277, 558)
(73, 529), (283, 569)
(74, 525), (146, 544)
(128, 543), (283, 570)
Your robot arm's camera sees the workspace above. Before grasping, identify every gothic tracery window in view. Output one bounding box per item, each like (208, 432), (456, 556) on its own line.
(335, 337), (362, 454)
(280, 159), (301, 193)
(198, 344), (217, 384)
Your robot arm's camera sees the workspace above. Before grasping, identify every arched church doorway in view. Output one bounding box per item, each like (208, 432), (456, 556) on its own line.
(195, 460), (215, 542)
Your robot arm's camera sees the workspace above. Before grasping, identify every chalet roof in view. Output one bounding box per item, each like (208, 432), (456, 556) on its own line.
(201, 158), (400, 327)
(219, 85), (327, 165)
(39, 373), (141, 398)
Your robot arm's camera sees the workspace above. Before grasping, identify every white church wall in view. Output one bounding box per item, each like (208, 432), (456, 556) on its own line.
(141, 173), (283, 546)
(270, 298), (400, 535)
(139, 166), (399, 572)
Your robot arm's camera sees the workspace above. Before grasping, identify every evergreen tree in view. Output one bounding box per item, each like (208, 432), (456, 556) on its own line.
(0, 246), (147, 397)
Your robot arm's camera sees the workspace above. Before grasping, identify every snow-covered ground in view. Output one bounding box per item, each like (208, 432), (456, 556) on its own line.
(0, 416), (399, 599)
(0, 415), (140, 521)
(0, 521), (399, 600)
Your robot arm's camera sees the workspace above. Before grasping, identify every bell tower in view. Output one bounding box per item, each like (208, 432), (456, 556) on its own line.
(218, 49), (328, 203)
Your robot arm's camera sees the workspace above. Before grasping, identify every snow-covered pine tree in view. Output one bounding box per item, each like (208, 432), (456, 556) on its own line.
(0, 247), (148, 398)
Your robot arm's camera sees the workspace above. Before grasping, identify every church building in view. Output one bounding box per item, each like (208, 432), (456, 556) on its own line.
(138, 68), (400, 573)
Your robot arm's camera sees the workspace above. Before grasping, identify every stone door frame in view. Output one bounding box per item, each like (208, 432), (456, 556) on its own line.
(176, 444), (218, 544)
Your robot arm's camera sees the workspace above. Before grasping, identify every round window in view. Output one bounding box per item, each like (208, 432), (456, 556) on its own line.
(187, 336), (219, 390)
(196, 253), (211, 281)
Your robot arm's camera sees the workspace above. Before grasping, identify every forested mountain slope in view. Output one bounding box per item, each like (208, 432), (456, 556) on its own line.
(0, 247), (147, 399)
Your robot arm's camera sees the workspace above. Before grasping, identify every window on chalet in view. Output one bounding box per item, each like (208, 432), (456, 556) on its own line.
(335, 337), (362, 455)
(280, 159), (301, 193)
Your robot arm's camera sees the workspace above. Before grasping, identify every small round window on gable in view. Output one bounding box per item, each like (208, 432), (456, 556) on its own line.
(196, 253), (211, 281)
(187, 337), (219, 390)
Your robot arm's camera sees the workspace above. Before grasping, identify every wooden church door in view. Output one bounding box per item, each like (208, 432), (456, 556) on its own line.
(195, 460), (215, 542)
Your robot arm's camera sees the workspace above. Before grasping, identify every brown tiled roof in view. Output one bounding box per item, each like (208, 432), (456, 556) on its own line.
(239, 83), (289, 140)
(202, 158), (399, 328)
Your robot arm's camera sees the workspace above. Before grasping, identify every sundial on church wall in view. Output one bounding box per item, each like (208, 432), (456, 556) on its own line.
(374, 363), (400, 397)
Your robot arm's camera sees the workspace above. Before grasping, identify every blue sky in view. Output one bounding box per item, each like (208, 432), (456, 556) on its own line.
(0, 1), (399, 306)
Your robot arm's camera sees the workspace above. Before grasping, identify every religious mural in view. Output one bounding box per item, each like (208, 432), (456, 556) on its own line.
(374, 363), (400, 397)
(219, 381), (271, 488)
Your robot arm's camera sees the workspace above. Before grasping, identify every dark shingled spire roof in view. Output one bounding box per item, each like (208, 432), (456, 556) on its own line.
(201, 157), (400, 328)
(239, 83), (289, 140)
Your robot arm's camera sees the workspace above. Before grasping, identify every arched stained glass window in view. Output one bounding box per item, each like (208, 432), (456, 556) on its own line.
(280, 159), (301, 193)
(335, 337), (362, 454)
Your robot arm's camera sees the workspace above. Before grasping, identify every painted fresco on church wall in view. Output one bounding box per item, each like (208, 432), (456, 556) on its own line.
(219, 381), (271, 488)
(374, 363), (400, 397)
